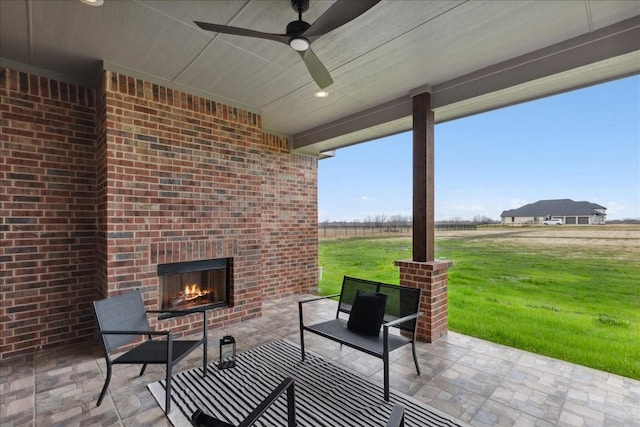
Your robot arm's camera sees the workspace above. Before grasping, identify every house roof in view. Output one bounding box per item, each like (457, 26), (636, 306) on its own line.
(500, 199), (607, 218)
(1, 1), (638, 157)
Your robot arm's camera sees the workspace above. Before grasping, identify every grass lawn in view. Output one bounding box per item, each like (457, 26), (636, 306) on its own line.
(318, 228), (640, 380)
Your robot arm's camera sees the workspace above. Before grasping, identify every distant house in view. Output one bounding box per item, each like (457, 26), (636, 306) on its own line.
(500, 199), (606, 225)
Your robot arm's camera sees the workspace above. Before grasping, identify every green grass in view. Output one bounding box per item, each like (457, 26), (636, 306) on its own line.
(318, 235), (640, 379)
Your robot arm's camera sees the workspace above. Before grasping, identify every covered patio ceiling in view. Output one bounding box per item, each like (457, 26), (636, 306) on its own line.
(1, 0), (639, 157)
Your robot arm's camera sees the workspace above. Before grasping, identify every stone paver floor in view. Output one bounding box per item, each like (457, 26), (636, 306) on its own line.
(1, 295), (638, 426)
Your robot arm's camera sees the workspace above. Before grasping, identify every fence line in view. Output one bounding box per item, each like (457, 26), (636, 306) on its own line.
(318, 223), (478, 237)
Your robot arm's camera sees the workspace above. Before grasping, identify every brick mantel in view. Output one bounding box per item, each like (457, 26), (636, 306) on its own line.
(150, 240), (237, 265)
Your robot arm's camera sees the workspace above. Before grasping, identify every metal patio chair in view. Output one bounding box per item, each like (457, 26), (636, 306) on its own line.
(93, 289), (208, 414)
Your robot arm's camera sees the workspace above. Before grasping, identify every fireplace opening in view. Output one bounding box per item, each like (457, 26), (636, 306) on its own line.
(158, 258), (231, 318)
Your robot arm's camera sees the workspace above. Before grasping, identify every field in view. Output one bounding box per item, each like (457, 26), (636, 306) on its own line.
(317, 225), (640, 379)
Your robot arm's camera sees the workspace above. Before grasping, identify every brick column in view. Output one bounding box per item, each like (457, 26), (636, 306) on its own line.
(395, 259), (453, 342)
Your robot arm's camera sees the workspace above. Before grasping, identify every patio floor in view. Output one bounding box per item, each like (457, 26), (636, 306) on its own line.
(1, 295), (638, 426)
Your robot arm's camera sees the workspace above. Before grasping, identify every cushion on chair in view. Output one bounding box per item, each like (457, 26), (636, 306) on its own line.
(347, 290), (387, 336)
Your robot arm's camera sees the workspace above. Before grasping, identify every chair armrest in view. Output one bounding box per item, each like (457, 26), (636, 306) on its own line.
(299, 294), (341, 327)
(239, 377), (296, 427)
(147, 308), (208, 315)
(299, 294), (341, 305)
(147, 309), (208, 338)
(99, 330), (170, 336)
(191, 378), (296, 427)
(382, 312), (422, 328)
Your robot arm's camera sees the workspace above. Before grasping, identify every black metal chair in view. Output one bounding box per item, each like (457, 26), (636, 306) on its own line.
(300, 276), (422, 401)
(191, 377), (297, 427)
(92, 289), (208, 414)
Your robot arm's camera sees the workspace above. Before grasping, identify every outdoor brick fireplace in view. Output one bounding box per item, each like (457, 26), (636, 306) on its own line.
(1, 67), (319, 360)
(92, 69), (320, 341)
(158, 258), (231, 315)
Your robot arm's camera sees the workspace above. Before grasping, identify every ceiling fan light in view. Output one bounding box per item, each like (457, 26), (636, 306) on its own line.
(80, 0), (104, 6)
(289, 37), (310, 51)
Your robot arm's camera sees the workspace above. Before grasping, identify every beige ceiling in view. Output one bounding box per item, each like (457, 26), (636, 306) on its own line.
(1, 0), (639, 157)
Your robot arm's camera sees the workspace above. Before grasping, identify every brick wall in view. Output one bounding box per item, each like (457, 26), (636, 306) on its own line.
(261, 135), (318, 299)
(95, 74), (108, 302)
(100, 70), (265, 332)
(0, 67), (319, 360)
(0, 68), (98, 359)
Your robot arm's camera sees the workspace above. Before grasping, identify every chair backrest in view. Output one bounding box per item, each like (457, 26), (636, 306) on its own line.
(93, 289), (151, 354)
(337, 276), (421, 333)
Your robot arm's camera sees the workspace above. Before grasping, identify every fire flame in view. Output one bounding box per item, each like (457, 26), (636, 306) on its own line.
(183, 284), (209, 300)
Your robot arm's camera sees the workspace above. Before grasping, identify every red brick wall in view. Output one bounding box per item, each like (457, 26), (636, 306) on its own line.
(0, 67), (319, 360)
(260, 137), (318, 299)
(0, 68), (98, 359)
(95, 74), (109, 302)
(99, 70), (318, 334)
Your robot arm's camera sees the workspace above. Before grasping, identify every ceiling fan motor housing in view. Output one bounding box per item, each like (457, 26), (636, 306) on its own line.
(291, 0), (310, 14)
(286, 19), (311, 36)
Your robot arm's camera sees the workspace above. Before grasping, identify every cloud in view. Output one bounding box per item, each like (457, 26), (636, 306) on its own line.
(360, 196), (372, 201)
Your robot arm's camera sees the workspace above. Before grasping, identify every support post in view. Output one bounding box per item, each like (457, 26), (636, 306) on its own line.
(399, 91), (449, 342)
(412, 92), (434, 262)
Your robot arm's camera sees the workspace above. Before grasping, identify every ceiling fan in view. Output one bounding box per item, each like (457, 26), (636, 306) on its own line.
(194, 0), (381, 89)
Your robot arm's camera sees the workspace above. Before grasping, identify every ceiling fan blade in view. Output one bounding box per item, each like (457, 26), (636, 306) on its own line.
(303, 0), (381, 40)
(194, 21), (289, 44)
(299, 48), (333, 89)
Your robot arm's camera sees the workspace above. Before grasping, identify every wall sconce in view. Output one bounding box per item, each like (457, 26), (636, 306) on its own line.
(218, 335), (236, 369)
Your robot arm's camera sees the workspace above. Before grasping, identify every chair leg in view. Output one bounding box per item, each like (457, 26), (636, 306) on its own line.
(298, 302), (306, 361)
(411, 341), (420, 375)
(287, 382), (296, 427)
(139, 363), (148, 376)
(300, 330), (306, 361)
(383, 353), (390, 402)
(165, 364), (172, 414)
(97, 360), (112, 407)
(383, 326), (390, 401)
(202, 341), (207, 377)
(165, 336), (173, 414)
(202, 310), (208, 377)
